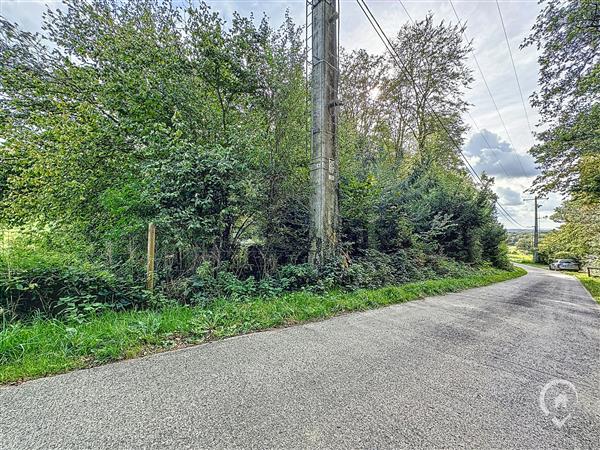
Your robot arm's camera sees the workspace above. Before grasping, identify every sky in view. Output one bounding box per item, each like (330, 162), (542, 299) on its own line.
(0, 0), (561, 230)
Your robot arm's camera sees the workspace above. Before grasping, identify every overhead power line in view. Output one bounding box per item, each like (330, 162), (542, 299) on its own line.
(401, 0), (520, 180)
(399, 0), (527, 227)
(355, 0), (527, 229)
(495, 0), (534, 137)
(466, 111), (511, 179)
(447, 0), (529, 179)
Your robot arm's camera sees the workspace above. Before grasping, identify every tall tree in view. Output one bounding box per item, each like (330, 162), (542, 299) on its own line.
(0, 0), (308, 276)
(523, 0), (600, 198)
(525, 0), (600, 263)
(386, 14), (473, 162)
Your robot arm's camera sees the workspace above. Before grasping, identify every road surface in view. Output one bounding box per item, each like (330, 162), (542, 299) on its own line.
(1, 265), (599, 448)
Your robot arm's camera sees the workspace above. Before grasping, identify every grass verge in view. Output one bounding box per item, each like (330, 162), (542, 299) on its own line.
(515, 261), (548, 269)
(507, 250), (548, 269)
(0, 266), (526, 384)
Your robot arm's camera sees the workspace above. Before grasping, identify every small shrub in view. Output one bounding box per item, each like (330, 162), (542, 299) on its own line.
(186, 263), (321, 304)
(340, 250), (396, 290)
(55, 295), (110, 324)
(273, 264), (319, 291)
(188, 262), (262, 304)
(427, 257), (474, 278)
(0, 232), (147, 321)
(256, 277), (284, 298)
(0, 265), (146, 321)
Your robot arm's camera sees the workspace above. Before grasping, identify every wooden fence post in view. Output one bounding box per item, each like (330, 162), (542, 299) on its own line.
(588, 267), (592, 277)
(146, 222), (156, 291)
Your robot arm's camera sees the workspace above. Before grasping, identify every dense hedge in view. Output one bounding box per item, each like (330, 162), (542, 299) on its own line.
(169, 249), (485, 305)
(0, 1), (510, 313)
(0, 233), (145, 321)
(1, 245), (488, 322)
(0, 264), (146, 321)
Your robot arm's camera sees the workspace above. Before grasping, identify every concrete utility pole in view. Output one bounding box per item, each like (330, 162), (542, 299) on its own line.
(309, 0), (340, 265)
(533, 196), (539, 263)
(524, 196), (542, 263)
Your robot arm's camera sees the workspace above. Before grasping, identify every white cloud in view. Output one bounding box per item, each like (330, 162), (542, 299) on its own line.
(496, 186), (522, 206)
(464, 129), (538, 178)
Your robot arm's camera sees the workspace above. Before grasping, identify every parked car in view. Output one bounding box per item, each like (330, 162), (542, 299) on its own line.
(548, 259), (580, 271)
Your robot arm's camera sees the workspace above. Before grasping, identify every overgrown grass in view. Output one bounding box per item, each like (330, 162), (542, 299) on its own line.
(507, 246), (532, 263)
(507, 248), (548, 269)
(0, 266), (526, 384)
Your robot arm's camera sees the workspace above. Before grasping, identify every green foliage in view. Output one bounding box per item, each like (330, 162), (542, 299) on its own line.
(364, 167), (502, 267)
(522, 1), (600, 268)
(184, 262), (318, 305)
(523, 0), (600, 198)
(273, 264), (319, 291)
(0, 266), (525, 384)
(55, 295), (111, 324)
(480, 222), (511, 270)
(538, 198), (600, 263)
(150, 142), (254, 254)
(553, 251), (580, 261)
(189, 262), (264, 304)
(337, 20), (504, 270)
(337, 251), (398, 290)
(159, 251), (489, 308)
(0, 0), (307, 275)
(0, 0), (512, 328)
(0, 264), (146, 321)
(1, 227), (145, 321)
(515, 235), (533, 253)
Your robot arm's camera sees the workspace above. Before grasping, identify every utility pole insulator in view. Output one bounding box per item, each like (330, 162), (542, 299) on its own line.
(309, 0), (340, 266)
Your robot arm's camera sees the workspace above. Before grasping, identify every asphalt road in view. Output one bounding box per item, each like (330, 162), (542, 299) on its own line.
(1, 265), (599, 449)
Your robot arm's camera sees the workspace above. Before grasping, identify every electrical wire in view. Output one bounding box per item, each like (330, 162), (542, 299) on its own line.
(401, 0), (522, 180)
(495, 0), (534, 136)
(446, 0), (529, 179)
(396, 0), (527, 227)
(355, 0), (527, 229)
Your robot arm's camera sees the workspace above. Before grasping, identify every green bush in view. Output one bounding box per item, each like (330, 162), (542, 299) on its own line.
(187, 262), (318, 305)
(552, 251), (580, 262)
(188, 262), (262, 305)
(337, 250), (396, 290)
(426, 256), (474, 278)
(0, 234), (145, 321)
(273, 264), (319, 291)
(0, 265), (146, 321)
(480, 223), (511, 270)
